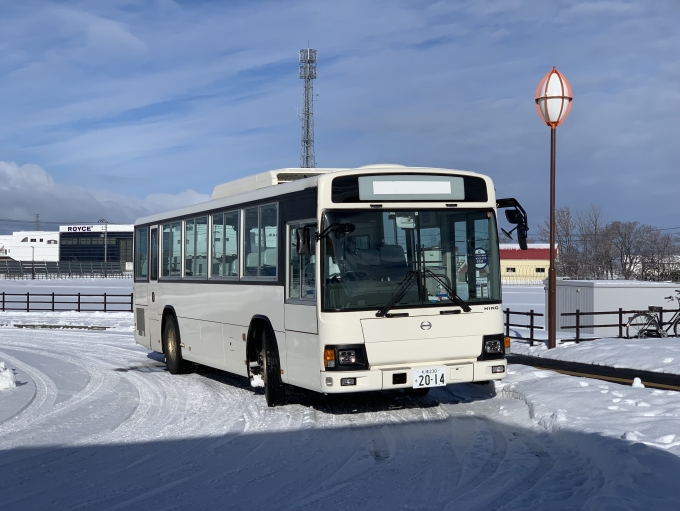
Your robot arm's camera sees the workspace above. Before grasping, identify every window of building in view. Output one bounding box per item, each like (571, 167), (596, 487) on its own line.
(536, 267), (546, 273)
(21, 237), (28, 242)
(162, 222), (181, 277)
(506, 267), (516, 273)
(30, 238), (36, 242)
(134, 227), (149, 281)
(40, 239), (43, 242)
(47, 240), (58, 245)
(244, 203), (278, 278)
(211, 210), (239, 278)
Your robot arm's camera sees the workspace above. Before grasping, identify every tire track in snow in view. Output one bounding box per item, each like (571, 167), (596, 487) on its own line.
(0, 349), (57, 442)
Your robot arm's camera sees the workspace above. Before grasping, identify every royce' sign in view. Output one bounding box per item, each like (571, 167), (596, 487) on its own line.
(67, 226), (92, 232)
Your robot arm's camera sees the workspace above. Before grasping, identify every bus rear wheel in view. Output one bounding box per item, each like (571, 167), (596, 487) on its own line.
(164, 314), (188, 374)
(261, 327), (286, 407)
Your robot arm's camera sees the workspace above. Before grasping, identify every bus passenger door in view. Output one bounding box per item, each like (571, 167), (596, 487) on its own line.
(148, 227), (161, 352)
(284, 222), (320, 390)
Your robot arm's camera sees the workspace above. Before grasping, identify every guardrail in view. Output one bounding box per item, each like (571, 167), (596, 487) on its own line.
(0, 292), (133, 313)
(503, 307), (680, 344)
(504, 308), (544, 345)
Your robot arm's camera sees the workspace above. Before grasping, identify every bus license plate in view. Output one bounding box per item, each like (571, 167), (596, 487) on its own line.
(412, 367), (446, 388)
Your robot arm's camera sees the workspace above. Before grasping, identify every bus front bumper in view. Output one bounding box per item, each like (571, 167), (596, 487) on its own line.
(320, 359), (506, 393)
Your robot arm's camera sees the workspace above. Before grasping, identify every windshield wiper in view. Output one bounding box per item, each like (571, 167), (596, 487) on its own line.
(423, 269), (471, 312)
(375, 271), (418, 317)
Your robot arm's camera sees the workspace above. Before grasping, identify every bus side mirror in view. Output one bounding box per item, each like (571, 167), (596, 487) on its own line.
(296, 227), (311, 255)
(505, 210), (522, 224)
(497, 198), (529, 251)
(517, 224), (528, 250)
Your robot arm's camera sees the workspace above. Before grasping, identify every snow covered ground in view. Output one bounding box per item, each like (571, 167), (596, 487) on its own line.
(510, 338), (680, 377)
(1, 314), (680, 509)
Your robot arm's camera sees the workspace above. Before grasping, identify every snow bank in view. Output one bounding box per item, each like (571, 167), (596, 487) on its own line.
(497, 365), (680, 454)
(510, 337), (680, 376)
(0, 311), (134, 331)
(0, 361), (16, 390)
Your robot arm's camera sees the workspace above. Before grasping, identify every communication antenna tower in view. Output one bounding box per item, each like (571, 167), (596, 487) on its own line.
(299, 47), (317, 168)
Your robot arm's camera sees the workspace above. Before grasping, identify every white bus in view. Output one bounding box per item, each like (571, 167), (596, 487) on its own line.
(133, 165), (529, 406)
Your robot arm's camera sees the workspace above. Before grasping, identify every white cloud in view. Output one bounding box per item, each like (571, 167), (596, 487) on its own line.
(0, 161), (209, 232)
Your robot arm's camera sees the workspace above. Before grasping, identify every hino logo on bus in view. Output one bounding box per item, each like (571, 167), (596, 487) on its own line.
(484, 306), (499, 310)
(420, 321), (432, 330)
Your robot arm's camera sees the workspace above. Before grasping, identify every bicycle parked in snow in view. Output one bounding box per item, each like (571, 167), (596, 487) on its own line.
(626, 290), (680, 338)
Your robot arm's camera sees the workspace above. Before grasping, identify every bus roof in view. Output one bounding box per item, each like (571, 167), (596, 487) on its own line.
(134, 165), (492, 226)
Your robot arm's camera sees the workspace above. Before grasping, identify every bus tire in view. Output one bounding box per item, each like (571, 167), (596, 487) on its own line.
(262, 327), (286, 407)
(164, 314), (187, 375)
(404, 387), (430, 397)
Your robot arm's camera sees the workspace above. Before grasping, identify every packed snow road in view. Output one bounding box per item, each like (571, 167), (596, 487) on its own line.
(1, 327), (679, 510)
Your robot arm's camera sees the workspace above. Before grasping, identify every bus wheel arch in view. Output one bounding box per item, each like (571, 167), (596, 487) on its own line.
(246, 316), (286, 407)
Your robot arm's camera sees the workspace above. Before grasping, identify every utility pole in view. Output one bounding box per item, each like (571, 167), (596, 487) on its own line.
(299, 47), (317, 168)
(99, 219), (109, 264)
(35, 214), (40, 231)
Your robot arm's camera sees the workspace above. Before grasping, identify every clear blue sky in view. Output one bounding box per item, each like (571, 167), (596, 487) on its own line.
(0, 0), (678, 234)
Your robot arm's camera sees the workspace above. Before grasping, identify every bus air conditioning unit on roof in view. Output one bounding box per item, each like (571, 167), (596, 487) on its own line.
(211, 168), (333, 200)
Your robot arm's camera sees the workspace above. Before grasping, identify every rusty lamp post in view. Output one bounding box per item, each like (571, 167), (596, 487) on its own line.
(535, 67), (572, 349)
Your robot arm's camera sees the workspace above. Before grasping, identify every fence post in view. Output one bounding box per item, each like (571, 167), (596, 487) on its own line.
(104, 293), (107, 313)
(530, 309), (535, 346)
(575, 309), (580, 342)
(26, 292), (30, 312)
(130, 293), (134, 313)
(505, 308), (510, 337)
(77, 292), (81, 312)
(618, 308), (623, 338)
(1, 292), (4, 312)
(659, 308), (664, 329)
(52, 292), (55, 312)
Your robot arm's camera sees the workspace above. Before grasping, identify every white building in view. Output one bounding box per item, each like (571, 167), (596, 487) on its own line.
(0, 231), (60, 262)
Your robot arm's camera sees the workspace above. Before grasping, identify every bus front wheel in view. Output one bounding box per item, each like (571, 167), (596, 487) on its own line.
(261, 327), (286, 407)
(164, 314), (188, 374)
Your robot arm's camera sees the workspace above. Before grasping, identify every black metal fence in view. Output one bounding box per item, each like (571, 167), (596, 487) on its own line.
(504, 306), (680, 344)
(0, 260), (130, 279)
(0, 292), (133, 312)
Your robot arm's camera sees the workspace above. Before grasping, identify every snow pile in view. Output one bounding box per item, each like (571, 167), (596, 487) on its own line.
(497, 365), (680, 453)
(0, 311), (134, 331)
(510, 337), (680, 376)
(0, 361), (16, 390)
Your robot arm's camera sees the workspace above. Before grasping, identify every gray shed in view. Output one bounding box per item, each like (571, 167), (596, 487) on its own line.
(547, 280), (679, 337)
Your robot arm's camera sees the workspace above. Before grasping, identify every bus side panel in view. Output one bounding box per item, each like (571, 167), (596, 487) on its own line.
(157, 283), (285, 373)
(286, 331), (321, 391)
(134, 304), (151, 350)
(177, 317), (201, 363)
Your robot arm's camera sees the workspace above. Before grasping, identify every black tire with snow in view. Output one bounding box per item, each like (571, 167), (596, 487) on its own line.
(262, 327), (286, 407)
(164, 314), (188, 374)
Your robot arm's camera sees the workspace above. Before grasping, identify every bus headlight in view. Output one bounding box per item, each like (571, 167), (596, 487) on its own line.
(338, 350), (356, 365)
(484, 340), (502, 354)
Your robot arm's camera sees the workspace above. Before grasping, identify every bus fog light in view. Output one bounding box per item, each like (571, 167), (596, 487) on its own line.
(492, 365), (505, 374)
(338, 350), (356, 365)
(340, 378), (356, 386)
(485, 340), (502, 354)
(325, 377), (333, 386)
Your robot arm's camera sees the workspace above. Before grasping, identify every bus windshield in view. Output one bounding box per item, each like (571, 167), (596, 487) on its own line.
(321, 209), (500, 312)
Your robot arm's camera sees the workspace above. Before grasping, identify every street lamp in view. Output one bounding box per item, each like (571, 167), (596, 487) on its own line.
(535, 66), (573, 350)
(98, 219), (108, 264)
